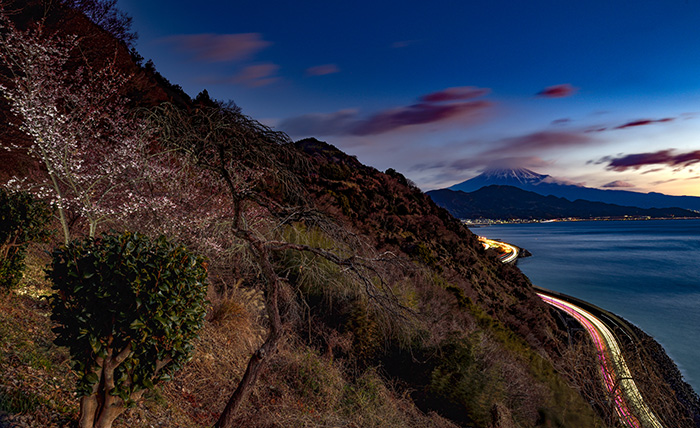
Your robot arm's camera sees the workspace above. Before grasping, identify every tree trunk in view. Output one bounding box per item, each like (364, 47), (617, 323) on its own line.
(78, 394), (99, 428)
(215, 240), (282, 428)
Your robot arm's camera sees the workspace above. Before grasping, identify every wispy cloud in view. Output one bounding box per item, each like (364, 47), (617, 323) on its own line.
(588, 117), (676, 132)
(232, 63), (280, 87)
(391, 40), (415, 48)
(602, 180), (635, 188)
(158, 33), (271, 63)
(411, 129), (594, 177)
(279, 86), (492, 136)
(419, 86), (491, 102)
(551, 118), (572, 125)
(536, 83), (578, 98)
(484, 130), (594, 155)
(614, 118), (674, 130)
(601, 149), (700, 171)
(306, 64), (340, 76)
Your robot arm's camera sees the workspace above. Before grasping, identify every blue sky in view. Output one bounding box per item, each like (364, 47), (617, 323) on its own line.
(119, 0), (700, 196)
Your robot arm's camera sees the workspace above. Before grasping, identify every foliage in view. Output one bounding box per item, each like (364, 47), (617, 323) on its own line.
(0, 188), (53, 291)
(48, 231), (208, 428)
(64, 0), (138, 48)
(429, 334), (506, 426)
(0, 8), (149, 242)
(148, 101), (408, 428)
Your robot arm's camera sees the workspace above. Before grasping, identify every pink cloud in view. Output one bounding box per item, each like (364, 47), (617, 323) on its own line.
(159, 33), (271, 63)
(233, 63), (280, 87)
(306, 64), (340, 76)
(536, 83), (578, 98)
(602, 180), (635, 188)
(353, 100), (491, 135)
(605, 149), (700, 171)
(420, 86), (490, 103)
(589, 117), (676, 133)
(493, 130), (593, 153)
(280, 87), (492, 136)
(614, 118), (674, 130)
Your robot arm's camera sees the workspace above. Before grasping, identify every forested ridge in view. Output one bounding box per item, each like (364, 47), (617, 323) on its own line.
(0, 1), (697, 427)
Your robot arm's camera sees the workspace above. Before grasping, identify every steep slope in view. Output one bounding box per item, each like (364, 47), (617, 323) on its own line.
(1, 2), (696, 426)
(449, 168), (700, 211)
(429, 185), (700, 219)
(293, 139), (611, 425)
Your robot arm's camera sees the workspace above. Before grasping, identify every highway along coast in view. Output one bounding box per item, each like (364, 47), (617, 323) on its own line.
(479, 236), (699, 427)
(537, 289), (662, 428)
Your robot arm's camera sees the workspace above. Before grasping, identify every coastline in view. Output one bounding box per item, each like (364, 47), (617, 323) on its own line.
(464, 216), (700, 227)
(477, 218), (700, 398)
(535, 285), (700, 424)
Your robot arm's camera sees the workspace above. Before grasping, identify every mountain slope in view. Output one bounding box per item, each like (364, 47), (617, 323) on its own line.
(1, 2), (698, 427)
(449, 168), (700, 211)
(429, 185), (700, 220)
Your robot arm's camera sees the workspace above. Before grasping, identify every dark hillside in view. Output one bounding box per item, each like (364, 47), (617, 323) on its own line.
(293, 138), (611, 425)
(295, 139), (554, 349)
(428, 185), (700, 220)
(0, 0), (190, 185)
(0, 2), (696, 427)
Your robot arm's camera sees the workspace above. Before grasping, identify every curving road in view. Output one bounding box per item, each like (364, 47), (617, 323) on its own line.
(481, 235), (664, 427)
(478, 237), (519, 263)
(538, 293), (663, 428)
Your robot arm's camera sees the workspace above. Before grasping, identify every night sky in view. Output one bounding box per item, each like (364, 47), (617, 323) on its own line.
(119, 0), (700, 196)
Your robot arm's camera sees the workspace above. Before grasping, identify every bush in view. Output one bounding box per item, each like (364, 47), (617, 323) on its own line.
(47, 231), (208, 428)
(0, 189), (53, 292)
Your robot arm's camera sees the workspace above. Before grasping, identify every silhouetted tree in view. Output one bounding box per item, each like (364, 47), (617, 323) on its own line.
(147, 101), (405, 428)
(63, 0), (137, 47)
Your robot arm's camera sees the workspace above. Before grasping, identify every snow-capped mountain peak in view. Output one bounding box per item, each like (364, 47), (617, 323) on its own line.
(479, 168), (549, 184)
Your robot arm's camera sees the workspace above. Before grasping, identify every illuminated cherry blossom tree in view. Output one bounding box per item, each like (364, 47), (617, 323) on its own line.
(0, 9), (148, 243)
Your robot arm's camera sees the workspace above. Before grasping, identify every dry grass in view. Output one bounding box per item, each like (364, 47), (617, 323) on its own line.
(231, 344), (459, 428)
(0, 257), (77, 428)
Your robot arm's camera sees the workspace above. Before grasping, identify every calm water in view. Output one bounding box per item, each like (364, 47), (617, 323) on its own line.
(476, 219), (700, 393)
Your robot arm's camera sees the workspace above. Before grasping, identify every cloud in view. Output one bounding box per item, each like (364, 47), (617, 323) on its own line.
(411, 130), (593, 176)
(602, 180), (635, 188)
(490, 130), (593, 154)
(551, 118), (572, 125)
(232, 63), (280, 87)
(614, 118), (674, 130)
(604, 149), (700, 171)
(279, 87), (492, 136)
(277, 109), (358, 135)
(409, 155), (551, 182)
(391, 40), (415, 48)
(353, 100), (491, 135)
(419, 86), (491, 103)
(306, 64), (340, 76)
(158, 33), (271, 63)
(536, 84), (578, 98)
(588, 117), (676, 133)
(651, 178), (680, 185)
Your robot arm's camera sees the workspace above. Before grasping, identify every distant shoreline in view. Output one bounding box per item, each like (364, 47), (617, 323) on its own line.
(463, 216), (700, 227)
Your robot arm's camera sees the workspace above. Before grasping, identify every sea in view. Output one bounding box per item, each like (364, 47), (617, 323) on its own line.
(475, 219), (700, 394)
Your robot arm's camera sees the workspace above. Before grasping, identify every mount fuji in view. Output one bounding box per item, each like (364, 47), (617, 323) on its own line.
(445, 168), (700, 212)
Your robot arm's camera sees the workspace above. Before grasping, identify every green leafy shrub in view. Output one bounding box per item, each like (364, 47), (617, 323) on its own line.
(0, 189), (53, 292)
(47, 231), (208, 428)
(429, 334), (506, 426)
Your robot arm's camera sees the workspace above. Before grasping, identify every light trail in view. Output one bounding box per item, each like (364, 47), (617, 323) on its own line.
(479, 235), (664, 427)
(478, 237), (519, 263)
(537, 294), (664, 428)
